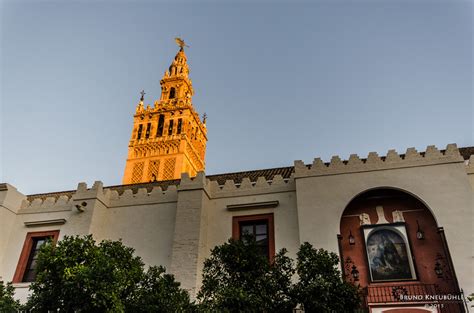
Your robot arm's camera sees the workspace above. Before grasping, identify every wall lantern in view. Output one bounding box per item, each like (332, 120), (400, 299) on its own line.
(416, 220), (425, 240)
(348, 230), (355, 245)
(434, 261), (443, 278)
(351, 265), (359, 281)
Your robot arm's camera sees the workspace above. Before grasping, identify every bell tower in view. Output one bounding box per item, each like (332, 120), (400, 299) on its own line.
(122, 40), (207, 184)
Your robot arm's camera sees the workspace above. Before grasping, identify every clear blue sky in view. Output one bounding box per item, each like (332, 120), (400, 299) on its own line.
(1, 0), (472, 195)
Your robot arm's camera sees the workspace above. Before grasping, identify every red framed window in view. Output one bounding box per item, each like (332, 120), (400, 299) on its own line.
(13, 230), (60, 283)
(232, 214), (275, 261)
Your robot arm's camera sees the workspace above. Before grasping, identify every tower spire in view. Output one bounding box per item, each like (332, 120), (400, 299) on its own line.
(122, 39), (207, 184)
(159, 42), (193, 106)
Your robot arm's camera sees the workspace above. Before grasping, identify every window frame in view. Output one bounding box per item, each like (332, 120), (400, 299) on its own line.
(13, 230), (60, 283)
(232, 213), (275, 261)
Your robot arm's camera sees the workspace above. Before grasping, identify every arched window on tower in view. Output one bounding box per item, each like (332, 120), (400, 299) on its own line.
(137, 124), (143, 140)
(169, 87), (176, 99)
(145, 123), (151, 139)
(157, 114), (165, 137)
(168, 120), (174, 135)
(177, 119), (182, 134)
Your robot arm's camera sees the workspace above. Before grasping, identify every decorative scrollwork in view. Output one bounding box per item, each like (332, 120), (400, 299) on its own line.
(392, 286), (408, 301)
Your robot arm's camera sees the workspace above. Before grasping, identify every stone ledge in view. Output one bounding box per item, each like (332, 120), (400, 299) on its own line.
(24, 218), (67, 227)
(226, 200), (279, 211)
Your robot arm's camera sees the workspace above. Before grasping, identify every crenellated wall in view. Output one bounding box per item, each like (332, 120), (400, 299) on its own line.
(0, 144), (472, 303)
(293, 144), (473, 297)
(295, 144), (463, 177)
(208, 174), (295, 197)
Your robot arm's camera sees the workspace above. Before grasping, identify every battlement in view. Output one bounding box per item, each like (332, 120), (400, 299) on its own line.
(294, 144), (464, 178)
(22, 180), (180, 211)
(108, 184), (178, 207)
(209, 174), (295, 197)
(17, 144), (471, 211)
(20, 194), (73, 213)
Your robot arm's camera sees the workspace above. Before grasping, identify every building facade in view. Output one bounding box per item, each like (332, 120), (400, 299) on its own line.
(0, 46), (472, 313)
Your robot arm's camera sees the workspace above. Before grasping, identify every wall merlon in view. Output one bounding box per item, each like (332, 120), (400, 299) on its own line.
(255, 176), (270, 188)
(179, 172), (208, 191)
(294, 160), (306, 171)
(91, 181), (104, 193)
(73, 181), (109, 205)
(136, 188), (148, 197)
(77, 182), (88, 193)
(295, 144), (464, 178)
(366, 151), (382, 164)
(311, 158), (325, 170)
(223, 179), (237, 191)
(405, 147), (422, 161)
(445, 143), (461, 157)
(329, 155), (344, 168)
(239, 177), (253, 189)
(425, 145), (442, 158)
(271, 174), (286, 186)
(348, 154), (363, 166)
(385, 149), (402, 163)
(0, 183), (27, 214)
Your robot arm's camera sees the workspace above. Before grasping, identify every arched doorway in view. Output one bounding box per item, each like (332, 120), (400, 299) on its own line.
(338, 188), (464, 312)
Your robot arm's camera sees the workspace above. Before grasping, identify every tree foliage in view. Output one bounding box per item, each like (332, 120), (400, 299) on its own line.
(294, 242), (361, 313)
(0, 280), (20, 313)
(15, 234), (360, 312)
(24, 235), (191, 313)
(197, 239), (361, 313)
(197, 236), (295, 312)
(127, 265), (193, 313)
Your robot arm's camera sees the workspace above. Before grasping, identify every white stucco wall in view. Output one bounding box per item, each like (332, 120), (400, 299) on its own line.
(295, 162), (473, 295)
(0, 145), (472, 304)
(205, 191), (300, 260)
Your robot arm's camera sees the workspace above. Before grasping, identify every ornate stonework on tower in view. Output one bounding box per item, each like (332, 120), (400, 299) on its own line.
(122, 41), (207, 184)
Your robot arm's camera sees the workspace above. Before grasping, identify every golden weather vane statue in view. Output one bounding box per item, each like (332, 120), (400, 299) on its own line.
(174, 37), (189, 50)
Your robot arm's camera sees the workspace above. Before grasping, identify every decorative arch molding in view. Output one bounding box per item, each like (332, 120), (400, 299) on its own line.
(339, 186), (439, 227)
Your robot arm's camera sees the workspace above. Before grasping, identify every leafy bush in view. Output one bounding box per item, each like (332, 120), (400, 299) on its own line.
(24, 235), (192, 313)
(0, 280), (20, 313)
(293, 242), (361, 313)
(198, 239), (361, 313)
(197, 236), (295, 312)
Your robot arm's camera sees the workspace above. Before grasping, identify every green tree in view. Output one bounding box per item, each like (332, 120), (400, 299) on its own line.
(0, 280), (20, 313)
(293, 242), (361, 313)
(127, 265), (193, 313)
(24, 235), (192, 313)
(197, 236), (295, 313)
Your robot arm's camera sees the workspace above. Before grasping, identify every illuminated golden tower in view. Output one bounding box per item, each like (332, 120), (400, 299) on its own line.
(122, 39), (207, 184)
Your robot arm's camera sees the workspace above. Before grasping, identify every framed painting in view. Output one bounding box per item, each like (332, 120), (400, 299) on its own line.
(363, 224), (417, 282)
